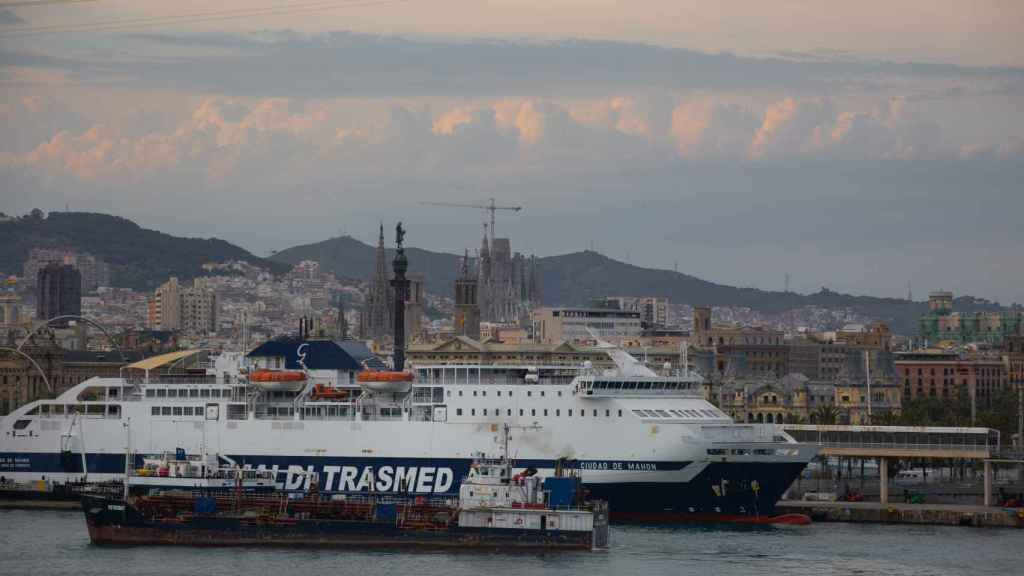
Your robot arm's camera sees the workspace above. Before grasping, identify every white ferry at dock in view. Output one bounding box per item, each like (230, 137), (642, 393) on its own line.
(0, 338), (816, 523)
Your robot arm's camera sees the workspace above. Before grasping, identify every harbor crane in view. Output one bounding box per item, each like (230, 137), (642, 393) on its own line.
(419, 198), (522, 243)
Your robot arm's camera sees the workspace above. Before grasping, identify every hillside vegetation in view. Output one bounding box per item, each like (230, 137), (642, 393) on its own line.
(0, 211), (289, 290)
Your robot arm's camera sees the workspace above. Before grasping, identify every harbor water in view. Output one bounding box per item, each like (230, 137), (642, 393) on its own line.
(0, 509), (1018, 576)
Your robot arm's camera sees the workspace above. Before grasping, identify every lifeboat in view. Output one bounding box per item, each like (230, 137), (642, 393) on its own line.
(249, 370), (307, 392)
(357, 371), (414, 394)
(310, 384), (351, 401)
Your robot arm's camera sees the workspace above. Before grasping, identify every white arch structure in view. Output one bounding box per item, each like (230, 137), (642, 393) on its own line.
(16, 315), (126, 363)
(0, 346), (52, 394)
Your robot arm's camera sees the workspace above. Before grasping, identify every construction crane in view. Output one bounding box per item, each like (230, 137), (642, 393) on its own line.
(419, 198), (523, 243)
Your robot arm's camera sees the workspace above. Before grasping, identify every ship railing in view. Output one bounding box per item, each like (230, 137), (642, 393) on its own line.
(700, 424), (788, 444)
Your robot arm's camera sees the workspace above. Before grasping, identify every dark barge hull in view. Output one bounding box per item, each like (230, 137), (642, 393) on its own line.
(82, 496), (597, 550)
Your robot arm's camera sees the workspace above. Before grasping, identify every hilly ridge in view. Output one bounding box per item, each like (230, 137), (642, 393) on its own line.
(272, 236), (1003, 334)
(0, 211), (289, 290)
(2, 211), (1009, 335)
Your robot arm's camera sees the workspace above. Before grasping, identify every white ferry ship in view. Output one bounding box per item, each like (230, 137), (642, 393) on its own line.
(0, 338), (815, 522)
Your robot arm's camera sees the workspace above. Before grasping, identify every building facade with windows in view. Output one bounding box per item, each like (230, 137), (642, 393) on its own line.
(895, 349), (1009, 405)
(531, 307), (642, 344)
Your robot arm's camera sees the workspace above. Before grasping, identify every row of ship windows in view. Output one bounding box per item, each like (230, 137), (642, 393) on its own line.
(450, 389), (560, 398)
(633, 408), (722, 419)
(456, 408), (622, 418)
(150, 405), (207, 417)
(707, 448), (777, 456)
(586, 381), (695, 391)
(21, 404), (119, 418)
(451, 407), (718, 420)
(145, 388), (231, 399)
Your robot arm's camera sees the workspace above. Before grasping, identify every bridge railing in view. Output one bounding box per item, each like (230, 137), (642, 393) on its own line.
(781, 425), (1000, 455)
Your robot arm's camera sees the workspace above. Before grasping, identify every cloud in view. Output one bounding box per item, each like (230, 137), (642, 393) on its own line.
(1, 90), (1012, 190)
(669, 99), (759, 158)
(750, 98), (834, 158)
(5, 31), (1022, 98)
(3, 97), (335, 183)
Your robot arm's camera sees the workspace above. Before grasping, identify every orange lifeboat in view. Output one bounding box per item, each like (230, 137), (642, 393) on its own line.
(356, 371), (414, 383)
(250, 370), (307, 383)
(357, 371), (413, 394)
(311, 384), (351, 401)
(249, 370), (307, 392)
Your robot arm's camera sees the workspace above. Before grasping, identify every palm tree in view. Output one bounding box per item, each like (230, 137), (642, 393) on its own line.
(811, 404), (839, 425)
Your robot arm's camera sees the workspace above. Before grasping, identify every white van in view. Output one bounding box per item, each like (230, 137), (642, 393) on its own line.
(894, 469), (925, 484)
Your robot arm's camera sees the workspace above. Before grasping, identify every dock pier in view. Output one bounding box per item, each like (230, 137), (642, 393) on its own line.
(777, 500), (1023, 528)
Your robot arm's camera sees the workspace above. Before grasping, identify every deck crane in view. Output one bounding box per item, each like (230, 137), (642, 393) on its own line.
(419, 198), (522, 244)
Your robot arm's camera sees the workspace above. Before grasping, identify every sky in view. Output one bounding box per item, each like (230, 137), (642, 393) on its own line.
(1, 1), (1023, 304)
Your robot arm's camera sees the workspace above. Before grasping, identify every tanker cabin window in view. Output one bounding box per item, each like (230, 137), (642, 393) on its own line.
(107, 405), (120, 418)
(201, 389), (211, 398)
(447, 390), (452, 397)
(507, 390), (513, 397)
(108, 388), (119, 398)
(183, 406), (193, 416)
(618, 410), (623, 417)
(483, 409), (488, 416)
(556, 409), (561, 417)
(557, 391), (562, 397)
(167, 389), (177, 398)
(40, 404), (50, 417)
(507, 409), (512, 416)
(146, 389), (155, 398)
(540, 391), (545, 397)
(173, 406), (183, 416)
(543, 409), (548, 416)
(26, 406), (40, 415)
(157, 389), (167, 398)
(527, 391), (532, 397)
(190, 389), (199, 398)
(652, 382), (664, 390)
(531, 409), (536, 416)
(519, 409), (524, 416)
(457, 408), (464, 416)
(13, 419), (31, 430)
(161, 407), (172, 416)
(473, 391), (478, 397)
(605, 410), (611, 417)
(471, 409), (476, 416)
(458, 391), (464, 397)
(52, 405), (64, 416)
(592, 409), (598, 417)
(151, 406), (160, 416)
(568, 409), (573, 416)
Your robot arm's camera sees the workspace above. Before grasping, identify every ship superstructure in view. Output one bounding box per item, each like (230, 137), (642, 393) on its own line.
(0, 340), (815, 522)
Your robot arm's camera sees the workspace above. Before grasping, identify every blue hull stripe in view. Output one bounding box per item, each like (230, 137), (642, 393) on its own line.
(1, 452), (805, 516)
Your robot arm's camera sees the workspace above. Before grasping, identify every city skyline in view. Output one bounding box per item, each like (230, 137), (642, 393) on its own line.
(2, 1), (1022, 303)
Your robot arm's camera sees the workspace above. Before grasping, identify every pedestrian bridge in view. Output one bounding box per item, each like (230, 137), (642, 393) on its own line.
(781, 424), (1006, 505)
(781, 425), (1000, 460)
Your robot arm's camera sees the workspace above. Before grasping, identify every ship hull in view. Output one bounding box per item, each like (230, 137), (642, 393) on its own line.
(82, 496), (596, 550)
(11, 452), (804, 520)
